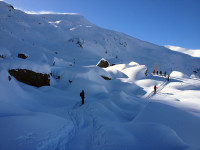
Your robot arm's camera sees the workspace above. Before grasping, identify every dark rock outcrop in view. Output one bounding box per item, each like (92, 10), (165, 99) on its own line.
(68, 38), (84, 48)
(0, 55), (5, 58)
(96, 58), (110, 68)
(101, 75), (111, 80)
(18, 53), (28, 59)
(8, 69), (50, 87)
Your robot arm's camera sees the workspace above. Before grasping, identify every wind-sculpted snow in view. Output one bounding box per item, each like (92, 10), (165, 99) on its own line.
(0, 1), (200, 150)
(134, 102), (200, 149)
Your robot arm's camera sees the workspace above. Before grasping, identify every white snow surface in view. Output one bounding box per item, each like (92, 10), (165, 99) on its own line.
(166, 45), (200, 58)
(0, 1), (200, 150)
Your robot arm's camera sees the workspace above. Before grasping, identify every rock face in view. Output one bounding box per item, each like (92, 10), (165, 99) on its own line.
(101, 75), (111, 80)
(18, 53), (28, 59)
(96, 58), (110, 68)
(8, 69), (50, 87)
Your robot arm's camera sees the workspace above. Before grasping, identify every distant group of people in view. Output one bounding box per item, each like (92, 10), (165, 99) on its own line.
(152, 69), (170, 95)
(153, 70), (167, 77)
(80, 68), (171, 102)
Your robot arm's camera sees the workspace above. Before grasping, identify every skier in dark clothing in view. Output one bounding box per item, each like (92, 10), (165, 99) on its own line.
(160, 71), (162, 76)
(154, 85), (157, 94)
(156, 71), (159, 75)
(8, 76), (11, 81)
(167, 75), (170, 81)
(164, 71), (166, 77)
(153, 70), (156, 75)
(80, 90), (85, 105)
(145, 69), (148, 76)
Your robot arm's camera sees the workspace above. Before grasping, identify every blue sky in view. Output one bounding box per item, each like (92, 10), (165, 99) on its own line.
(3, 0), (200, 49)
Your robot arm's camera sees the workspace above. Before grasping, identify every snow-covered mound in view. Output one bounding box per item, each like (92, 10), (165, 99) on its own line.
(1, 1), (200, 150)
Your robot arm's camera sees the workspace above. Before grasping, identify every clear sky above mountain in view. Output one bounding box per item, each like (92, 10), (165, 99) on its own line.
(3, 0), (200, 49)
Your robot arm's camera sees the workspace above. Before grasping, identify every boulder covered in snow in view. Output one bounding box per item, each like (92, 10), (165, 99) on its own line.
(8, 69), (50, 87)
(96, 58), (110, 68)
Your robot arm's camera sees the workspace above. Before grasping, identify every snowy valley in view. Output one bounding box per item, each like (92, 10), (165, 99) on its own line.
(0, 1), (200, 150)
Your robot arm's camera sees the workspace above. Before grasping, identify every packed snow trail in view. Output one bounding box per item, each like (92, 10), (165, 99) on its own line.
(146, 79), (169, 99)
(63, 103), (107, 150)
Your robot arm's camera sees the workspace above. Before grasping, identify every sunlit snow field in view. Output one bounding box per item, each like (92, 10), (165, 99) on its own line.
(0, 1), (200, 150)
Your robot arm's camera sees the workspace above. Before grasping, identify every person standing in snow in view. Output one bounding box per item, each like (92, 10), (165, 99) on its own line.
(8, 76), (11, 81)
(154, 85), (157, 94)
(167, 75), (170, 81)
(153, 70), (156, 75)
(164, 71), (167, 77)
(145, 69), (148, 76)
(80, 90), (85, 105)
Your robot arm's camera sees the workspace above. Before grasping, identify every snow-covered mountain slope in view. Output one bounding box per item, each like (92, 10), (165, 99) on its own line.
(0, 1), (199, 75)
(166, 45), (200, 58)
(1, 1), (200, 150)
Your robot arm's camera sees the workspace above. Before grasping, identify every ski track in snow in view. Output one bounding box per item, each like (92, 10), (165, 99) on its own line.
(67, 103), (107, 150)
(83, 104), (106, 150)
(146, 80), (169, 99)
(38, 123), (75, 150)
